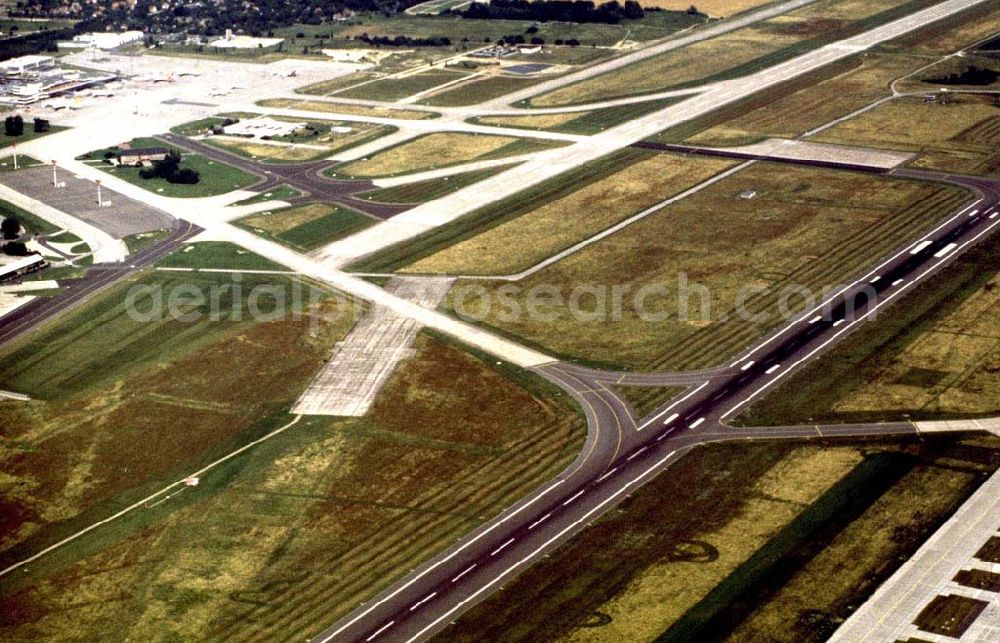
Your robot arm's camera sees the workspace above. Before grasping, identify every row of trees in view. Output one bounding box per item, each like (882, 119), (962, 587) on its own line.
(453, 0), (646, 24)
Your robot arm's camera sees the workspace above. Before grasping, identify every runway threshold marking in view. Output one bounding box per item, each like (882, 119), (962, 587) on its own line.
(689, 417), (706, 429)
(933, 242), (957, 258)
(909, 239), (933, 254)
(765, 364), (781, 375)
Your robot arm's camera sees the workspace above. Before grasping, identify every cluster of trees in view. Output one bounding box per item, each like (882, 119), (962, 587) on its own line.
(138, 150), (200, 185)
(11, 0), (419, 38)
(3, 116), (51, 137)
(452, 0), (646, 24)
(357, 33), (451, 47)
(1, 216), (21, 241)
(925, 65), (999, 86)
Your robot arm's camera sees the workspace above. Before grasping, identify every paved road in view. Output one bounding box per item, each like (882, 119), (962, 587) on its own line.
(0, 219), (201, 348)
(313, 173), (1000, 642)
(312, 0), (995, 268)
(158, 134), (413, 219)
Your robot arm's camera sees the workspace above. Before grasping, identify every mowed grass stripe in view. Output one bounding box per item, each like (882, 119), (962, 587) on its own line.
(646, 185), (969, 370)
(213, 417), (580, 641)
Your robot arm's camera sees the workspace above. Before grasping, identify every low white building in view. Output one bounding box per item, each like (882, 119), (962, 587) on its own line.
(0, 55), (55, 77)
(222, 116), (307, 139)
(58, 31), (144, 50)
(209, 30), (284, 49)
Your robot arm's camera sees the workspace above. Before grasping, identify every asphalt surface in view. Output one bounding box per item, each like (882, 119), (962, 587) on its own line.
(314, 172), (1000, 642)
(0, 219), (201, 348)
(158, 133), (413, 219)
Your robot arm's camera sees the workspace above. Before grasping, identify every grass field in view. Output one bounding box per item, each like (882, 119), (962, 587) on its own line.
(422, 74), (543, 107)
(169, 117), (227, 137)
(403, 151), (736, 275)
(333, 132), (564, 178)
(614, 385), (686, 418)
(296, 71), (380, 96)
(0, 270), (351, 556)
(337, 68), (469, 101)
(0, 329), (585, 641)
(205, 138), (330, 162)
(441, 164), (970, 371)
(527, 0), (943, 107)
(813, 94), (1000, 176)
(357, 165), (511, 204)
(737, 229), (1000, 427)
(257, 98), (436, 120)
(0, 125), (67, 151)
(95, 139), (259, 198)
(641, 0), (772, 16)
(232, 184), (302, 206)
(686, 53), (925, 145)
(156, 241), (288, 271)
(476, 97), (688, 135)
(440, 434), (999, 642)
(0, 198), (59, 235)
(236, 202), (376, 251)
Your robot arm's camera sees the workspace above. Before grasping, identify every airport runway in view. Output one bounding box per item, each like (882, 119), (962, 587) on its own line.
(0, 219), (200, 348)
(158, 134), (413, 219)
(314, 174), (1000, 642)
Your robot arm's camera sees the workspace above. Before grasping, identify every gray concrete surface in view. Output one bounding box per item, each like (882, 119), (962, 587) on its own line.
(292, 276), (454, 416)
(0, 165), (174, 239)
(830, 468), (1000, 643)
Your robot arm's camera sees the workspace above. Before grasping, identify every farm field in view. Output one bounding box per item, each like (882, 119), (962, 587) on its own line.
(235, 202), (376, 251)
(441, 164), (970, 371)
(332, 132), (566, 178)
(256, 98), (436, 120)
(0, 330), (585, 641)
(737, 230), (1000, 427)
(440, 434), (1000, 642)
(402, 151), (737, 275)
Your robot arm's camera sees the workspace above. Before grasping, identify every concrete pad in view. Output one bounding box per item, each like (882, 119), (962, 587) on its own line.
(0, 165), (174, 239)
(830, 468), (1000, 642)
(714, 138), (915, 168)
(916, 418), (1000, 437)
(0, 280), (59, 293)
(292, 276), (454, 416)
(0, 293), (36, 320)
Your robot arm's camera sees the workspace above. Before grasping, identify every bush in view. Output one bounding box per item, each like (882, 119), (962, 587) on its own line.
(1, 216), (21, 240)
(1, 241), (30, 256)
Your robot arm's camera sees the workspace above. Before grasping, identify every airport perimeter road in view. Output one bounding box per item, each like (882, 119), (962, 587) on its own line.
(314, 177), (1000, 642)
(0, 219), (200, 348)
(313, 0), (995, 268)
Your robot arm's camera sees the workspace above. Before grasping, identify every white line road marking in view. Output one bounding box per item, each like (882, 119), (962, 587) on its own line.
(451, 564), (476, 583)
(968, 209), (979, 217)
(990, 212), (998, 220)
(891, 278), (904, 286)
(596, 468), (617, 483)
(870, 275), (881, 283)
(636, 381), (710, 431)
(933, 242), (957, 258)
(366, 621), (394, 641)
(562, 490), (585, 507)
(740, 360), (755, 371)
(491, 538), (515, 556)
(832, 319), (845, 327)
(720, 215), (1000, 422)
(318, 477), (564, 640)
(689, 417), (706, 429)
(737, 199), (981, 361)
(409, 593), (437, 611)
(909, 239), (933, 254)
(407, 450), (679, 642)
(765, 364), (781, 374)
(663, 413), (679, 426)
(809, 315), (822, 324)
(528, 513), (552, 529)
(627, 446), (648, 461)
